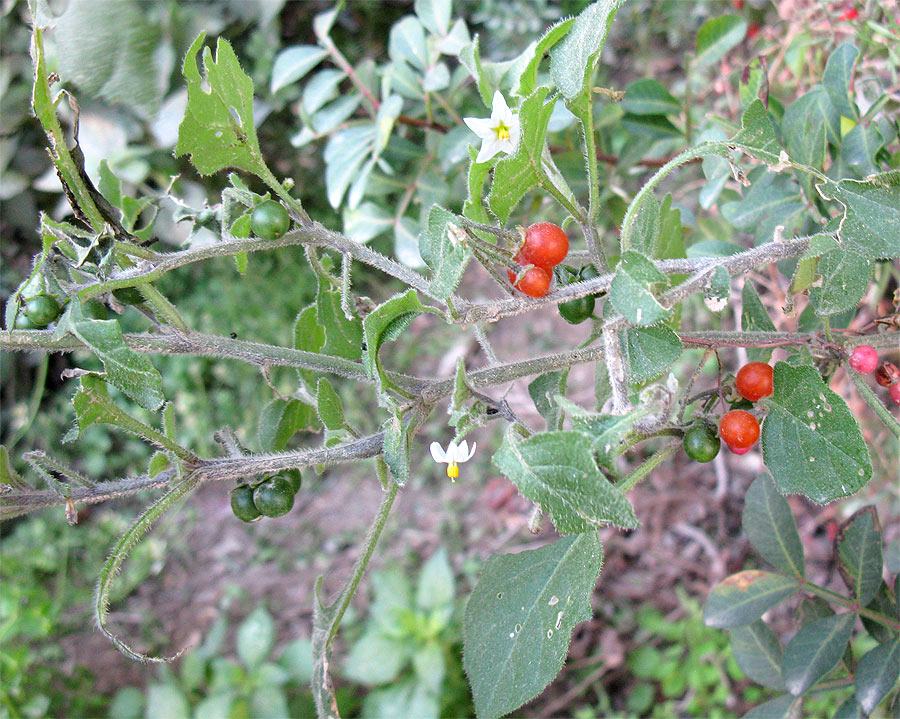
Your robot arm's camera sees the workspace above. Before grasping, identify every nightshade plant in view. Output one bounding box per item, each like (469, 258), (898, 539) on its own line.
(2, 1), (899, 717)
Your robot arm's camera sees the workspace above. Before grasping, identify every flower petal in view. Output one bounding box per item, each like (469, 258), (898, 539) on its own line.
(490, 90), (510, 123)
(430, 442), (447, 463)
(459, 441), (476, 462)
(474, 138), (503, 163)
(463, 116), (495, 139)
(456, 440), (469, 460)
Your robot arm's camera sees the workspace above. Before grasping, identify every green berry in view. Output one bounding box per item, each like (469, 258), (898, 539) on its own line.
(683, 425), (721, 463)
(250, 200), (291, 240)
(285, 469), (302, 494)
(113, 287), (145, 305)
(556, 265), (595, 324)
(231, 485), (261, 522)
(14, 313), (39, 329)
(25, 295), (61, 327)
(253, 475), (295, 517)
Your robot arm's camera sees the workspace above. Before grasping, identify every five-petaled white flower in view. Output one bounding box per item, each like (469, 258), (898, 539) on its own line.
(463, 91), (520, 164)
(430, 440), (476, 480)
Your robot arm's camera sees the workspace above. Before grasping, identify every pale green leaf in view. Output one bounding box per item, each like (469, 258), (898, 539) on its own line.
(419, 205), (471, 301)
(236, 606), (275, 670)
(621, 325), (683, 384)
(271, 45), (328, 93)
(609, 250), (670, 326)
(622, 78), (680, 116)
(695, 15), (748, 68)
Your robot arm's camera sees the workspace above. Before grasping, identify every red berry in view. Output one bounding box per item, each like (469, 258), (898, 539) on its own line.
(890, 383), (900, 405)
(508, 266), (552, 298)
(848, 345), (878, 374)
(719, 410), (760, 450)
(735, 362), (774, 402)
(746, 22), (760, 40)
(838, 7), (858, 21)
(729, 444), (752, 455)
(519, 223), (569, 269)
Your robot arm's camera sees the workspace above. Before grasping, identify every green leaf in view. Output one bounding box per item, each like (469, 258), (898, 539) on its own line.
(833, 694), (865, 719)
(343, 201), (394, 244)
(62, 301), (165, 410)
(316, 379), (345, 431)
(695, 15), (747, 68)
(420, 205), (471, 301)
(362, 289), (426, 392)
(855, 639), (900, 714)
(363, 680), (439, 719)
(621, 324), (683, 385)
(782, 85), (840, 152)
(324, 125), (376, 209)
(270, 45), (329, 93)
(730, 99), (782, 160)
(528, 371), (568, 431)
(781, 614), (854, 696)
(462, 145), (493, 226)
(730, 620), (786, 691)
(109, 687), (144, 719)
(721, 173), (805, 242)
(739, 57), (769, 110)
(0, 445), (27, 489)
(344, 630), (410, 685)
(861, 581), (899, 644)
(389, 16), (428, 71)
(841, 123), (884, 176)
(609, 251), (670, 326)
(175, 34), (266, 178)
(302, 69), (345, 115)
(629, 192), (661, 257)
(742, 476), (805, 579)
(742, 282), (777, 363)
(415, 0), (451, 36)
(416, 547), (455, 611)
(569, 406), (646, 473)
(278, 638), (314, 684)
(317, 278), (363, 361)
(250, 685), (289, 719)
(236, 606), (275, 670)
(458, 36), (493, 107)
(783, 99), (828, 197)
(515, 17), (574, 97)
(817, 170), (900, 260)
(492, 429), (638, 533)
(293, 304), (326, 386)
(488, 87), (557, 224)
(144, 684), (190, 719)
(622, 79), (681, 116)
(382, 412), (410, 484)
(463, 533), (603, 719)
(761, 363), (872, 503)
(413, 641), (446, 693)
(549, 0), (625, 100)
(822, 43), (859, 120)
(395, 215), (425, 267)
(808, 249), (872, 316)
(257, 399), (319, 451)
(703, 571), (798, 628)
(743, 694), (796, 719)
(835, 508), (883, 607)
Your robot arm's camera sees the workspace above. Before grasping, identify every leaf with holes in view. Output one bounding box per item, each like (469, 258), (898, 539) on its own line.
(463, 533), (603, 719)
(492, 429), (638, 533)
(761, 363), (872, 503)
(176, 34), (266, 178)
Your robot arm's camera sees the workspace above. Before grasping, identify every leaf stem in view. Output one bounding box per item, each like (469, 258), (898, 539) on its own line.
(800, 580), (900, 630)
(617, 440), (679, 493)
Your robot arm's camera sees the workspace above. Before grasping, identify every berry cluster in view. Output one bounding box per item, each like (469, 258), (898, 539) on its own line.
(14, 294), (62, 329)
(849, 345), (900, 406)
(230, 469), (302, 522)
(507, 222), (569, 298)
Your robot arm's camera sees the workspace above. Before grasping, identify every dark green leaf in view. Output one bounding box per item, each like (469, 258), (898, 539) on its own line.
(258, 399), (319, 451)
(463, 533), (603, 719)
(62, 301), (165, 410)
(822, 43), (859, 120)
(492, 429), (638, 533)
(695, 15), (747, 68)
(808, 249), (872, 317)
(703, 571), (798, 628)
(817, 170), (900, 260)
(621, 324), (683, 384)
(782, 85), (840, 149)
(721, 173), (805, 242)
(549, 0), (624, 99)
(362, 289), (426, 394)
(833, 694), (865, 719)
(742, 476), (805, 578)
(730, 620), (785, 691)
(730, 99), (781, 160)
(622, 79), (681, 116)
(835, 508), (883, 607)
(566, 404), (645, 473)
(782, 614), (854, 695)
(488, 87), (557, 224)
(317, 280), (363, 361)
(742, 282), (776, 363)
(316, 379), (345, 431)
(742, 694), (796, 719)
(609, 251), (670, 326)
(528, 371), (568, 431)
(861, 581), (899, 644)
(855, 639), (900, 713)
(761, 363), (872, 503)
(382, 412), (410, 485)
(841, 123), (883, 176)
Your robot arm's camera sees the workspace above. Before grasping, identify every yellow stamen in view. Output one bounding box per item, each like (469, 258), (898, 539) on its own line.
(495, 122), (510, 141)
(447, 463), (459, 479)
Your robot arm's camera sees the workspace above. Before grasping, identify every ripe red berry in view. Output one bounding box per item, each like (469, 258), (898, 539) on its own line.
(875, 362), (900, 388)
(848, 345), (878, 374)
(729, 445), (752, 455)
(889, 383), (900, 405)
(508, 265), (552, 298)
(735, 362), (774, 402)
(746, 22), (760, 40)
(838, 7), (859, 21)
(519, 223), (569, 269)
(719, 409), (760, 450)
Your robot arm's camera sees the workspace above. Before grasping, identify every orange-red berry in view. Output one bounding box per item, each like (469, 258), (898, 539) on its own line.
(719, 409), (760, 450)
(735, 362), (774, 402)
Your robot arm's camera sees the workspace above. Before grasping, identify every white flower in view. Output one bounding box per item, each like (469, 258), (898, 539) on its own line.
(430, 439), (476, 480)
(463, 91), (520, 164)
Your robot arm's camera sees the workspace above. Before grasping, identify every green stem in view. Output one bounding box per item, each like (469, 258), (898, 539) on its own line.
(800, 580), (900, 630)
(257, 163), (309, 223)
(327, 480), (399, 644)
(846, 365), (900, 439)
(617, 440), (679, 493)
(137, 283), (190, 333)
(7, 353), (48, 451)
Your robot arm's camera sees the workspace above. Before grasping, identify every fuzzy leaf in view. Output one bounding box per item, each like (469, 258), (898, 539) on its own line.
(609, 251), (670, 326)
(420, 205), (471, 300)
